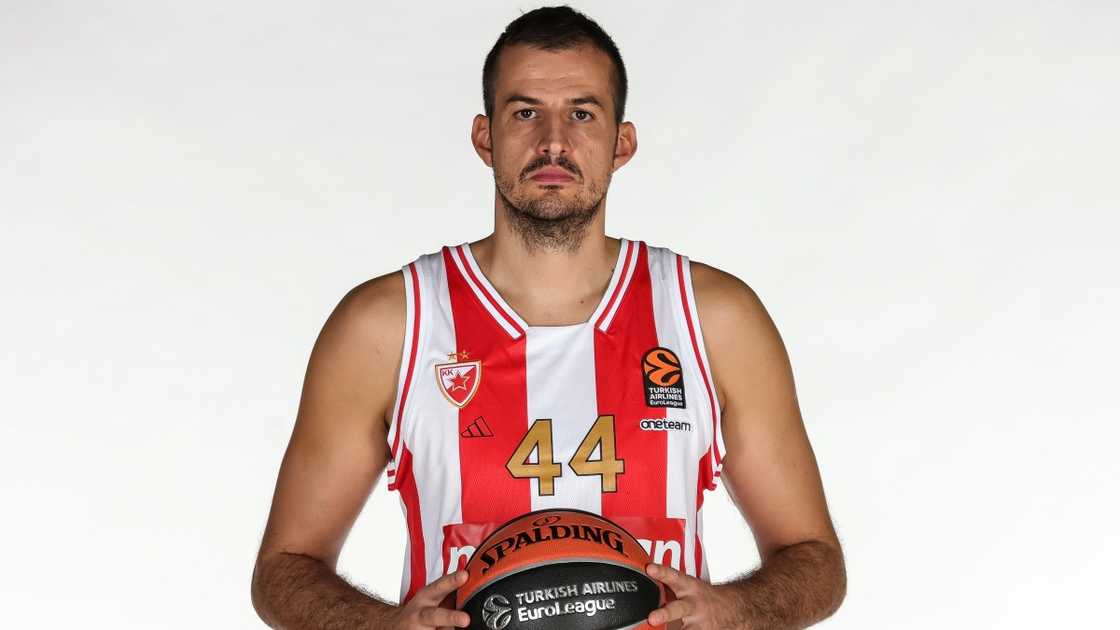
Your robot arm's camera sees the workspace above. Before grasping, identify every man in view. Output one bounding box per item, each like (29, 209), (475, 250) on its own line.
(252, 6), (845, 629)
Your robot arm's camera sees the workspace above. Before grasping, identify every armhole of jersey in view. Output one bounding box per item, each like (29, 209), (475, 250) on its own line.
(676, 254), (725, 490)
(386, 261), (422, 491)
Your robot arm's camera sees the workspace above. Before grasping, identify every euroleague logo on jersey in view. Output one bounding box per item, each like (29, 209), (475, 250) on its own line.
(642, 347), (686, 409)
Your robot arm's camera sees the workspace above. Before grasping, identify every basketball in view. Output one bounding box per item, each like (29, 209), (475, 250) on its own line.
(456, 509), (667, 630)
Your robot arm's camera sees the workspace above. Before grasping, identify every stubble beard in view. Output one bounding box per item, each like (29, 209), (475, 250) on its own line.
(495, 167), (609, 254)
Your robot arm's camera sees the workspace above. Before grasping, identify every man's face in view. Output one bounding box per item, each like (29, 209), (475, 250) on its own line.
(474, 43), (636, 226)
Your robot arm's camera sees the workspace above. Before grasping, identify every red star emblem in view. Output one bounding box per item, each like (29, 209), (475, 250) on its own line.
(435, 360), (482, 408)
(449, 369), (473, 392)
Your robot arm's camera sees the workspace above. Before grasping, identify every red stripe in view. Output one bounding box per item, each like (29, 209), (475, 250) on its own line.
(695, 532), (705, 579)
(452, 246), (524, 337)
(397, 445), (427, 602)
(695, 450), (710, 576)
(596, 242), (668, 519)
(443, 248), (531, 524)
(676, 256), (722, 470)
(594, 239), (635, 330)
(389, 263), (422, 485)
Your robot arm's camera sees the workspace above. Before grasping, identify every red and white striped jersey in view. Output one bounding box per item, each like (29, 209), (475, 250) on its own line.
(385, 238), (725, 602)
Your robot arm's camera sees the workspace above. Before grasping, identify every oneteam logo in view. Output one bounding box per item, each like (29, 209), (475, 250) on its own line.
(639, 418), (692, 432)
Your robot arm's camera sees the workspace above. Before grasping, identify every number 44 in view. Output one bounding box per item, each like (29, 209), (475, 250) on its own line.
(506, 415), (625, 495)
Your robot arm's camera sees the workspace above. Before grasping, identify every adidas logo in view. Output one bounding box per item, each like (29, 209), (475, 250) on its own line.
(461, 416), (494, 438)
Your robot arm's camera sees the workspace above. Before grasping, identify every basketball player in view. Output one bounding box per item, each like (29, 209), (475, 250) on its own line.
(252, 7), (845, 629)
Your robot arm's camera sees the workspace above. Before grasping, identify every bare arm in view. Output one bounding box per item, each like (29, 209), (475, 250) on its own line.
(647, 262), (845, 629)
(250, 272), (470, 629)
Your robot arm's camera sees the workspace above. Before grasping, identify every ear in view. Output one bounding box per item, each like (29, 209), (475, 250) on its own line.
(612, 121), (637, 172)
(471, 114), (493, 167)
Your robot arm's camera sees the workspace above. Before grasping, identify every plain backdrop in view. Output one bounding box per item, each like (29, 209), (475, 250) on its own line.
(2, 1), (1117, 628)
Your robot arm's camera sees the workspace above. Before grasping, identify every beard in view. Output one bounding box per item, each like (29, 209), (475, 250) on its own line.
(495, 154), (608, 253)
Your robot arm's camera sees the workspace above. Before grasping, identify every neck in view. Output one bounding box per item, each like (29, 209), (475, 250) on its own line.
(470, 199), (619, 326)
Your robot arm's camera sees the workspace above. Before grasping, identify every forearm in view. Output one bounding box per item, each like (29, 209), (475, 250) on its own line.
(252, 551), (398, 629)
(716, 540), (846, 630)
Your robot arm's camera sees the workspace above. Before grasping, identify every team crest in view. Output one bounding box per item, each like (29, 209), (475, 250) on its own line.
(435, 360), (482, 408)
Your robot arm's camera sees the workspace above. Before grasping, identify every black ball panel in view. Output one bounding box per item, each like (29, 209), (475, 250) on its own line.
(462, 561), (658, 630)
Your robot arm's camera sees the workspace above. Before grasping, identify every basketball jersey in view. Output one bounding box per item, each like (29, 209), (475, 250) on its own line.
(385, 238), (725, 602)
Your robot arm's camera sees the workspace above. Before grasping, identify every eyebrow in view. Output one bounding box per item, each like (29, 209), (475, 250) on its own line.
(504, 94), (605, 109)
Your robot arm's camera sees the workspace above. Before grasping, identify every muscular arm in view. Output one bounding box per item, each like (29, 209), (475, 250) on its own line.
(691, 262), (845, 629)
(251, 272), (406, 628)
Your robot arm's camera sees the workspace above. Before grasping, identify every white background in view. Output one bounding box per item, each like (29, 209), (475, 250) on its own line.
(2, 1), (1117, 627)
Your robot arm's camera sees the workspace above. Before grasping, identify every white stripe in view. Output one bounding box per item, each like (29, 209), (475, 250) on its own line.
(680, 255), (725, 477)
(597, 240), (639, 332)
(697, 506), (709, 581)
(525, 325), (602, 514)
(397, 493), (412, 601)
(421, 253), (464, 584)
(647, 245), (700, 577)
(397, 251), (465, 599)
(386, 263), (419, 475)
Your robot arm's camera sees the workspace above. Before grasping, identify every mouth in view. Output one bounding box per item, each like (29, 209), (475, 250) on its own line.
(527, 166), (576, 184)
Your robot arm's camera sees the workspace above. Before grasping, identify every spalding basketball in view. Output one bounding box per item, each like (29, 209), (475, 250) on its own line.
(457, 509), (666, 630)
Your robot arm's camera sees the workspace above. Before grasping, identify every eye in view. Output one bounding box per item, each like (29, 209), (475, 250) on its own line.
(515, 109), (537, 120)
(572, 110), (593, 121)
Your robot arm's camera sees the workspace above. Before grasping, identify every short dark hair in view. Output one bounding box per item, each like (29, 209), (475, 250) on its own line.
(482, 6), (628, 124)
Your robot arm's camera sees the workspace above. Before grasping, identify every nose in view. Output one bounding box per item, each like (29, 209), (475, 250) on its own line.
(536, 113), (570, 159)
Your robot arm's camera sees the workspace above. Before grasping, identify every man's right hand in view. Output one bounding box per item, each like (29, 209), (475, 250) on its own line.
(386, 570), (471, 629)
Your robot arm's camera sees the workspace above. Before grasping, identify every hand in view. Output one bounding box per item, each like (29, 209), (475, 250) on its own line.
(645, 563), (736, 630)
(387, 570), (470, 629)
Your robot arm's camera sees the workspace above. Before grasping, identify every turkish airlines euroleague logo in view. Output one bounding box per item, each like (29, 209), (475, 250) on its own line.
(642, 347), (686, 409)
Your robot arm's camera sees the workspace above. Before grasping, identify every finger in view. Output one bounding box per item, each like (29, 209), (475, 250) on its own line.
(648, 598), (691, 626)
(646, 563), (692, 590)
(418, 605), (470, 628)
(415, 570), (468, 603)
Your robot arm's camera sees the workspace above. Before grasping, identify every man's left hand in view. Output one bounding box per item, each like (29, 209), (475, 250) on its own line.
(645, 563), (741, 630)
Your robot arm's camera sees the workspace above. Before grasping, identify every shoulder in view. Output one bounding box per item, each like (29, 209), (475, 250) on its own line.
(688, 259), (772, 333)
(333, 269), (407, 332)
(686, 260), (790, 409)
(320, 247), (442, 366)
(309, 270), (407, 391)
